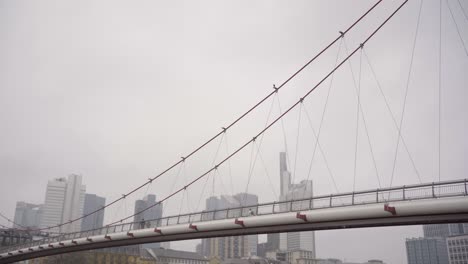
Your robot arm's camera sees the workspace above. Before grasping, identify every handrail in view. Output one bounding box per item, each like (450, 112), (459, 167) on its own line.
(2, 179), (467, 253)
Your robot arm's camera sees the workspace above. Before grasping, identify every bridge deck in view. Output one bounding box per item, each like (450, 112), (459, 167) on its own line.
(1, 179), (467, 264)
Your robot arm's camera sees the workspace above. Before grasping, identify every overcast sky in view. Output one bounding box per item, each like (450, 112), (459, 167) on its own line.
(1, 0), (467, 263)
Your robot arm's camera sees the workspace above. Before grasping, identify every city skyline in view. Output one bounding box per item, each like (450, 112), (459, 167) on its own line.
(2, 0), (467, 263)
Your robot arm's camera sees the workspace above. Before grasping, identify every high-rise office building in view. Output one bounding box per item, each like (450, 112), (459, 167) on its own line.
(424, 224), (466, 238)
(406, 237), (449, 264)
(134, 194), (163, 250)
(133, 194), (163, 225)
(406, 224), (468, 263)
(40, 174), (86, 233)
(265, 233), (280, 253)
(13, 202), (43, 229)
(278, 152), (315, 256)
(201, 193), (258, 259)
(81, 194), (106, 231)
(447, 234), (468, 264)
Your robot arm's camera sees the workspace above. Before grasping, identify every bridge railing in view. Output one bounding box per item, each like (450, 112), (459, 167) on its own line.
(3, 179), (467, 254)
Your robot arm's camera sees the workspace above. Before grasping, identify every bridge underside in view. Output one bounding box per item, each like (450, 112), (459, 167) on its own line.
(3, 213), (468, 264)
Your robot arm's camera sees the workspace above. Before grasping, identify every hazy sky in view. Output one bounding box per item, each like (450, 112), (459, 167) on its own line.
(1, 1), (467, 263)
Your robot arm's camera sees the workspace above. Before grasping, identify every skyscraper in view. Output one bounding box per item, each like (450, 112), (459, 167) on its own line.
(406, 224), (468, 263)
(201, 193), (258, 259)
(423, 224), (466, 238)
(447, 234), (468, 264)
(406, 237), (449, 264)
(133, 194), (163, 225)
(40, 174), (86, 233)
(81, 193), (106, 231)
(13, 202), (43, 229)
(278, 152), (315, 256)
(134, 194), (163, 249)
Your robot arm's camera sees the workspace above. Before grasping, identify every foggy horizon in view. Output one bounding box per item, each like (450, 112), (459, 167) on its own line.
(1, 1), (467, 263)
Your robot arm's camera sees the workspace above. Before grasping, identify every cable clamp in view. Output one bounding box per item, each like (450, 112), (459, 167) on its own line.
(222, 127), (227, 133)
(181, 157), (186, 162)
(273, 84), (279, 93)
(122, 194), (127, 198)
(252, 136), (257, 142)
(339, 31), (345, 38)
(360, 43), (364, 49)
(148, 178), (153, 183)
(214, 165), (219, 170)
(299, 97), (304, 103)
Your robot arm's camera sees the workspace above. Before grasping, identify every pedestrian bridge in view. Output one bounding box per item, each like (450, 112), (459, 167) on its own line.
(1, 179), (468, 264)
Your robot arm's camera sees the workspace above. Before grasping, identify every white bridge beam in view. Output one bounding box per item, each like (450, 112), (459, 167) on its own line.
(1, 196), (468, 264)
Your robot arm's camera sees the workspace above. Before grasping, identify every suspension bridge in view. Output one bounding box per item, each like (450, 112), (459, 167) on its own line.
(1, 0), (467, 263)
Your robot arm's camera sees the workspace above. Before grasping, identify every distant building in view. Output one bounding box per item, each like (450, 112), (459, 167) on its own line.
(0, 229), (35, 249)
(278, 152), (315, 256)
(406, 237), (449, 264)
(80, 193), (106, 231)
(222, 257), (285, 264)
(134, 194), (163, 226)
(265, 251), (287, 262)
(424, 224), (466, 238)
(447, 234), (468, 264)
(257, 243), (267, 258)
(201, 193), (258, 259)
(286, 249), (314, 264)
(146, 248), (209, 264)
(290, 258), (385, 264)
(134, 194), (163, 250)
(29, 250), (155, 263)
(314, 259), (342, 264)
(13, 202), (42, 229)
(40, 174), (86, 233)
(266, 233), (280, 253)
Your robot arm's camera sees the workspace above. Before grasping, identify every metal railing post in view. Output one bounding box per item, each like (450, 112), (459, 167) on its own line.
(432, 182), (436, 198)
(329, 195), (333, 207)
(465, 179), (467, 195)
(352, 193), (355, 205)
(376, 189), (379, 203)
(403, 186), (406, 200)
(309, 198), (313, 209)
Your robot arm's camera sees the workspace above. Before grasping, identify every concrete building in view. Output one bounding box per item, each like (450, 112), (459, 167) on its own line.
(286, 250), (315, 264)
(266, 233), (280, 253)
(13, 202), (42, 229)
(80, 194), (106, 231)
(406, 237), (449, 264)
(222, 257), (285, 264)
(406, 224), (468, 264)
(134, 194), (163, 250)
(40, 174), (86, 233)
(146, 248), (209, 264)
(134, 194), (163, 226)
(424, 224), (467, 238)
(201, 193), (258, 259)
(265, 251), (287, 262)
(278, 152), (315, 256)
(447, 234), (468, 264)
(28, 250), (156, 264)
